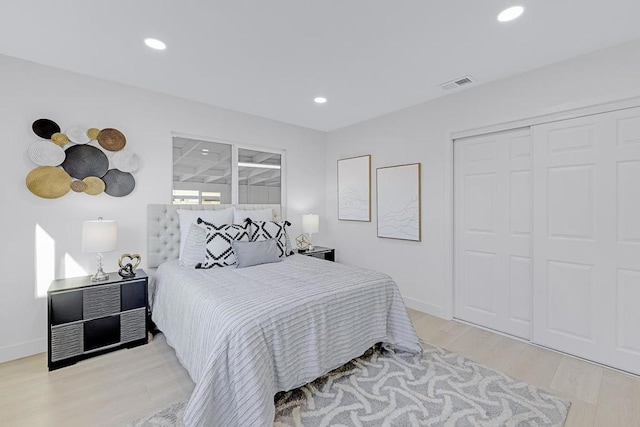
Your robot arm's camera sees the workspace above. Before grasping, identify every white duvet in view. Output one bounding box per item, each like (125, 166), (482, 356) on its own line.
(152, 254), (421, 426)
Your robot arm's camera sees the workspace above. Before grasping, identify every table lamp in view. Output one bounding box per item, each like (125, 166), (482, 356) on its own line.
(82, 217), (118, 281)
(302, 214), (319, 251)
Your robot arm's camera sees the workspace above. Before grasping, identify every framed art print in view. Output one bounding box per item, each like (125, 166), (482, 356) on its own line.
(376, 163), (421, 241)
(337, 155), (371, 221)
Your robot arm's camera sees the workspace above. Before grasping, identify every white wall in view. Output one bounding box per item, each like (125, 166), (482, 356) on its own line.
(0, 54), (326, 363)
(325, 39), (640, 318)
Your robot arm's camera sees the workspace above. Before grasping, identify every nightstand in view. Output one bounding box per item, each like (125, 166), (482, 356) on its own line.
(298, 246), (335, 262)
(47, 270), (148, 371)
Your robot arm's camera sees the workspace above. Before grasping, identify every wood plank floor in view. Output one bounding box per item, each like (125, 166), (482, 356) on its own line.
(1, 309), (639, 426)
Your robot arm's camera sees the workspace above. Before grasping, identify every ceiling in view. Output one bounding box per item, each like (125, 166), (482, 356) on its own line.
(2, 1), (640, 131)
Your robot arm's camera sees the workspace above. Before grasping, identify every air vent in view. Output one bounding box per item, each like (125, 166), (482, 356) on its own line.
(439, 75), (476, 91)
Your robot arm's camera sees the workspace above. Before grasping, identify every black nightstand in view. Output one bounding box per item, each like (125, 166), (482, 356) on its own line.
(47, 270), (148, 370)
(298, 246), (335, 262)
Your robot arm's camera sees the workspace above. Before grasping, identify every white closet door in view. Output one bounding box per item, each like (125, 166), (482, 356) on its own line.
(454, 128), (532, 339)
(532, 107), (640, 375)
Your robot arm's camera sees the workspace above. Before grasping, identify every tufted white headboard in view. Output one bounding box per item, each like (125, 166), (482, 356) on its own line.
(147, 204), (282, 270)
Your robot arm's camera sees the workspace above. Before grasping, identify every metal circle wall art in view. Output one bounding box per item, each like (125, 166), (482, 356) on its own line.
(26, 166), (72, 199)
(70, 180), (88, 192)
(112, 149), (139, 172)
(32, 118), (61, 139)
(87, 128), (100, 140)
(61, 144), (109, 179)
(51, 132), (69, 146)
(65, 126), (92, 144)
(25, 118), (139, 199)
(28, 141), (66, 166)
(103, 169), (136, 197)
(97, 128), (126, 151)
(82, 176), (106, 195)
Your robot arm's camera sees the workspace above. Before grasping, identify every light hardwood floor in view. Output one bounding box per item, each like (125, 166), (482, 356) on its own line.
(1, 309), (639, 426)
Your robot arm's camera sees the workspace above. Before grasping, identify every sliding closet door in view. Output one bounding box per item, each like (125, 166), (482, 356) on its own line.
(454, 128), (532, 339)
(532, 107), (640, 375)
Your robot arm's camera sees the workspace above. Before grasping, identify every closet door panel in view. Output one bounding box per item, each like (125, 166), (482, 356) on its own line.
(609, 109), (640, 373)
(533, 107), (640, 375)
(464, 250), (498, 314)
(509, 170), (531, 238)
(545, 260), (595, 341)
(508, 255), (532, 325)
(455, 134), (501, 327)
(454, 128), (531, 339)
(616, 160), (640, 245)
(532, 115), (601, 359)
(616, 269), (640, 356)
(464, 172), (497, 234)
(546, 164), (595, 241)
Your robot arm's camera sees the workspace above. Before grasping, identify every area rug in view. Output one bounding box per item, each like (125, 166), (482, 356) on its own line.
(130, 343), (570, 426)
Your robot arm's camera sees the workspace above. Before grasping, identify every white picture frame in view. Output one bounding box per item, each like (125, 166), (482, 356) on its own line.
(376, 163), (421, 241)
(337, 155), (371, 221)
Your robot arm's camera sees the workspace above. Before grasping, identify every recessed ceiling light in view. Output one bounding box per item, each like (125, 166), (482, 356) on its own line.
(497, 6), (524, 22)
(144, 38), (166, 50)
(314, 97), (327, 104)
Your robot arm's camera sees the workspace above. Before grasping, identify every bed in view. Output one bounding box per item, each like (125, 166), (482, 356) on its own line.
(147, 204), (422, 427)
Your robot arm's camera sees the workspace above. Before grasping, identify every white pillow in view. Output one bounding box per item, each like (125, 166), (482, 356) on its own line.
(177, 208), (234, 262)
(180, 223), (206, 267)
(233, 208), (273, 224)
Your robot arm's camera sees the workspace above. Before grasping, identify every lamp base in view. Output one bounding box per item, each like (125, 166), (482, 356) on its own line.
(91, 269), (109, 282)
(90, 253), (109, 282)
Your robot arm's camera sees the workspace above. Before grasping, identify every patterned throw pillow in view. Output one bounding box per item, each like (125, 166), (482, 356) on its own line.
(197, 218), (250, 268)
(176, 208), (234, 263)
(248, 220), (292, 258)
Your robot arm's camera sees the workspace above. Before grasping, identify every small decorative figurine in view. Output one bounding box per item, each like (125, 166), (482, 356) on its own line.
(295, 234), (311, 252)
(118, 253), (141, 278)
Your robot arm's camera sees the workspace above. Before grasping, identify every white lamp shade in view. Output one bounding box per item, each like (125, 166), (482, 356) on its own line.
(82, 219), (118, 253)
(302, 214), (319, 234)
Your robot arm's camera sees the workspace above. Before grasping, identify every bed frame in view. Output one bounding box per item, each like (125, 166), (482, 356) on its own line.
(146, 203), (282, 271)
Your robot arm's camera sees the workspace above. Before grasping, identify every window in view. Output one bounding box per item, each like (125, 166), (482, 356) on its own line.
(172, 136), (283, 205)
(202, 191), (221, 205)
(238, 148), (281, 204)
(172, 189), (199, 205)
(171, 190), (221, 205)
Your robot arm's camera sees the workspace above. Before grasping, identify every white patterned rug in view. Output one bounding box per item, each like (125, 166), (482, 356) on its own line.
(130, 343), (570, 426)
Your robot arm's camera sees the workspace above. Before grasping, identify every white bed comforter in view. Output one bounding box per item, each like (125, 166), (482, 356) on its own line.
(152, 254), (421, 427)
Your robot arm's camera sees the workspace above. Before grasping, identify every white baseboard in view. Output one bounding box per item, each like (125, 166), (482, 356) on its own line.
(0, 338), (46, 364)
(403, 297), (449, 320)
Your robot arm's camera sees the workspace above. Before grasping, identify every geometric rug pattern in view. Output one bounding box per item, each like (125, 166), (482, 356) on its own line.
(130, 342), (570, 427)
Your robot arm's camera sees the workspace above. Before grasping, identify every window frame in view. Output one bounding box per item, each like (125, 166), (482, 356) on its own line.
(171, 132), (286, 208)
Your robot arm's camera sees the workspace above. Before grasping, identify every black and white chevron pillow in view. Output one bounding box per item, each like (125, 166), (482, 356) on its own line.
(197, 218), (250, 268)
(248, 220), (292, 258)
